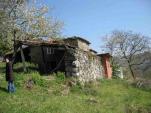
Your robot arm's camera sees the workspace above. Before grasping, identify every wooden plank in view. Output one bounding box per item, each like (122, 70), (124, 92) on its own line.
(20, 46), (27, 72)
(41, 46), (47, 74)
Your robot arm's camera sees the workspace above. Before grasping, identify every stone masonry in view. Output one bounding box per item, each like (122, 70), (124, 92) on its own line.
(65, 47), (104, 83)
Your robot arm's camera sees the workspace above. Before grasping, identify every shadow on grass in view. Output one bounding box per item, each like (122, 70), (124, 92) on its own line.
(0, 87), (7, 93)
(13, 66), (39, 73)
(1, 63), (38, 73)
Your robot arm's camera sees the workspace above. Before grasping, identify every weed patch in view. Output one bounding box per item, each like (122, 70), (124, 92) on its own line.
(0, 62), (151, 113)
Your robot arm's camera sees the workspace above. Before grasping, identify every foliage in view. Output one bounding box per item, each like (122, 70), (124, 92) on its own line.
(0, 38), (12, 55)
(31, 72), (48, 87)
(112, 63), (122, 78)
(0, 0), (63, 55)
(52, 72), (66, 84)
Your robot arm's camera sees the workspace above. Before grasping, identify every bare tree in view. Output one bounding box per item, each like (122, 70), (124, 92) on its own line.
(104, 30), (150, 80)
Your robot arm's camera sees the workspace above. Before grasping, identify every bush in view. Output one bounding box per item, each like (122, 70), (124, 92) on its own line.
(70, 81), (83, 93)
(15, 73), (27, 87)
(53, 72), (66, 84)
(14, 72), (48, 88)
(31, 72), (48, 87)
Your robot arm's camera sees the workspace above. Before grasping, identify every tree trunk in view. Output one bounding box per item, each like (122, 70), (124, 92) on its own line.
(12, 30), (17, 64)
(20, 46), (27, 72)
(127, 60), (136, 80)
(13, 30), (17, 52)
(41, 46), (47, 74)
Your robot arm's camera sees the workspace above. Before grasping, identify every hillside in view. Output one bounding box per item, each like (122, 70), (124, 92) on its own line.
(114, 51), (151, 79)
(0, 62), (151, 113)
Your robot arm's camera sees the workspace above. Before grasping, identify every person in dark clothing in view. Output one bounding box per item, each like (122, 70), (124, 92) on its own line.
(5, 58), (15, 93)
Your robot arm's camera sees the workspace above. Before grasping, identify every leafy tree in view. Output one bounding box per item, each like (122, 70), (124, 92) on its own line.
(0, 0), (63, 56)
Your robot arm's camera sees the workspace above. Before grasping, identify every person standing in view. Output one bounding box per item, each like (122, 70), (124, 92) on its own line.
(5, 58), (15, 93)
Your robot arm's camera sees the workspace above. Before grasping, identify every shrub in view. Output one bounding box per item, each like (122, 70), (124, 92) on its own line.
(53, 72), (66, 84)
(14, 72), (48, 88)
(31, 72), (48, 87)
(14, 73), (27, 87)
(70, 81), (83, 93)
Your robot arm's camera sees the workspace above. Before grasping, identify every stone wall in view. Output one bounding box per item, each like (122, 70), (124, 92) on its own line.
(77, 40), (89, 51)
(65, 48), (104, 83)
(64, 38), (90, 52)
(64, 39), (78, 48)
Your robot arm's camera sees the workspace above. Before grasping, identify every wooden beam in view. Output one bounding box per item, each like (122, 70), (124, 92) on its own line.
(20, 46), (27, 72)
(41, 46), (47, 74)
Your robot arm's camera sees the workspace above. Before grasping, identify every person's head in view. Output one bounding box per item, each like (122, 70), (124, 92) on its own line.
(6, 58), (9, 63)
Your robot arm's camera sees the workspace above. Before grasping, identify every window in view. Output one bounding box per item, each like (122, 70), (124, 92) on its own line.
(46, 47), (54, 54)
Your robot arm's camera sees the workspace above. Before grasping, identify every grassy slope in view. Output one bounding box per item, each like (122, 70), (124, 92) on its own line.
(0, 62), (151, 113)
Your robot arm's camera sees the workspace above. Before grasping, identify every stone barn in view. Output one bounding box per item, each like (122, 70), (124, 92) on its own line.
(11, 36), (112, 82)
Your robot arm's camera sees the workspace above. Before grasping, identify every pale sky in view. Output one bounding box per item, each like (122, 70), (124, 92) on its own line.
(41, 0), (151, 52)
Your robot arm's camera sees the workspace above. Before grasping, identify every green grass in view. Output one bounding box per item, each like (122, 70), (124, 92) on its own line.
(0, 62), (151, 113)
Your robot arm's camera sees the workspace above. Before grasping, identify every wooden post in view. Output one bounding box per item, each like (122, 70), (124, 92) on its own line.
(41, 46), (47, 74)
(20, 46), (27, 72)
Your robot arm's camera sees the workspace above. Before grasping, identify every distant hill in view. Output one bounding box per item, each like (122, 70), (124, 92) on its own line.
(113, 51), (151, 79)
(134, 52), (151, 78)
